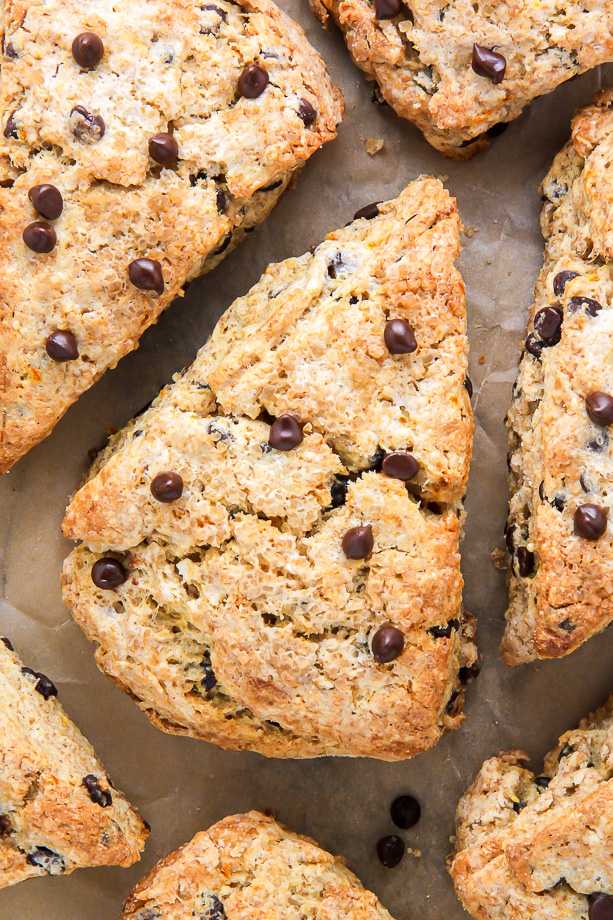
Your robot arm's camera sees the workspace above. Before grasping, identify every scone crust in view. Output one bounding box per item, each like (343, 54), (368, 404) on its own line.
(310, 0), (613, 158)
(0, 0), (343, 472)
(503, 90), (613, 665)
(0, 639), (147, 890)
(61, 179), (476, 760)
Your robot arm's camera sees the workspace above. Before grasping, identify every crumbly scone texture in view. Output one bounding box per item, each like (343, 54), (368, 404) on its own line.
(121, 811), (395, 920)
(503, 90), (613, 665)
(0, 638), (148, 890)
(0, 0), (343, 473)
(449, 694), (613, 920)
(61, 178), (476, 760)
(309, 0), (613, 159)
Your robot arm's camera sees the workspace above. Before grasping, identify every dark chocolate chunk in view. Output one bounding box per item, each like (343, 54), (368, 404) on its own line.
(390, 794), (421, 829)
(371, 626), (404, 663)
(46, 331), (79, 362)
(237, 64), (268, 98)
(148, 133), (179, 166)
(574, 504), (608, 540)
(342, 524), (374, 559)
(70, 105), (105, 142)
(28, 184), (63, 220)
(298, 98), (317, 125)
(91, 557), (128, 590)
(150, 471), (184, 502)
(21, 667), (58, 700)
(268, 415), (303, 451)
(83, 774), (112, 808)
(553, 270), (579, 297)
(353, 202), (380, 221)
(515, 546), (535, 577)
(471, 44), (506, 84)
(23, 221), (56, 253)
(586, 392), (613, 427)
(129, 258), (164, 294)
(384, 318), (417, 354)
(72, 32), (104, 69)
(382, 452), (419, 481)
(376, 835), (404, 868)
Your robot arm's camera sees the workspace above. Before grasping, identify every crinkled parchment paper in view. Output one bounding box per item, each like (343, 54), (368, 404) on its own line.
(2, 8), (613, 918)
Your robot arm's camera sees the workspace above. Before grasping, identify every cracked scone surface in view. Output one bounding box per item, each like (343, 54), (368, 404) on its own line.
(504, 91), (613, 665)
(121, 811), (396, 920)
(0, 0), (343, 473)
(449, 695), (613, 920)
(0, 637), (147, 890)
(61, 178), (476, 760)
(309, 0), (613, 158)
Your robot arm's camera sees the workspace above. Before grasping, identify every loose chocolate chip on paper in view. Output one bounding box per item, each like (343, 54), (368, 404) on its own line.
(390, 795), (421, 829)
(377, 835), (405, 868)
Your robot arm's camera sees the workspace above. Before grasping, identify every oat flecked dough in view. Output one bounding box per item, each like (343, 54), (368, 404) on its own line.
(0, 0), (343, 473)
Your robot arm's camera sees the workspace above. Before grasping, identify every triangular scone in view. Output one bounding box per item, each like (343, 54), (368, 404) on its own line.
(504, 91), (613, 665)
(121, 811), (396, 920)
(309, 0), (613, 159)
(0, 636), (147, 890)
(0, 0), (343, 473)
(449, 695), (613, 920)
(61, 178), (477, 760)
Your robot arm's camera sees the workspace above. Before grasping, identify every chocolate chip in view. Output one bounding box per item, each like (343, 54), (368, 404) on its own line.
(129, 258), (164, 294)
(45, 331), (79, 362)
(28, 184), (63, 220)
(512, 799), (526, 813)
(525, 334), (543, 358)
(3, 111), (18, 138)
(374, 0), (402, 18)
(588, 893), (613, 920)
(1, 637), (13, 651)
(5, 42), (17, 59)
(382, 452), (419, 481)
(353, 202), (380, 220)
(298, 98), (317, 126)
(371, 626), (404, 663)
(148, 132), (179, 166)
(201, 657), (217, 691)
(558, 743), (574, 761)
(330, 477), (349, 507)
(376, 835), (404, 868)
(384, 318), (417, 354)
(539, 481), (545, 501)
(216, 187), (228, 212)
(574, 504), (608, 540)
(533, 307), (563, 345)
(515, 546), (534, 577)
(559, 617), (575, 632)
(428, 619), (459, 639)
(568, 295), (601, 316)
(368, 446), (385, 471)
(463, 377), (473, 397)
(390, 795), (421, 829)
(26, 847), (65, 874)
(342, 524), (374, 559)
(91, 557), (128, 590)
(586, 392), (613, 427)
(83, 774), (112, 807)
(150, 471), (184, 502)
(551, 493), (566, 511)
(535, 775), (550, 789)
(471, 44), (506, 84)
(200, 894), (226, 920)
(459, 662), (481, 684)
(269, 415), (303, 451)
(23, 221), (56, 253)
(588, 430), (608, 453)
(0, 816), (11, 838)
(72, 32), (104, 69)
(553, 270), (579, 297)
(21, 667), (58, 700)
(70, 105), (105, 142)
(237, 64), (268, 99)
(505, 523), (515, 552)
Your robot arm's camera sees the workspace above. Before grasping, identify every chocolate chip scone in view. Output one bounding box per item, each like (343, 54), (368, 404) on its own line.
(503, 91), (613, 665)
(121, 811), (396, 920)
(60, 178), (477, 761)
(0, 0), (343, 474)
(309, 0), (613, 159)
(0, 635), (147, 889)
(449, 694), (613, 920)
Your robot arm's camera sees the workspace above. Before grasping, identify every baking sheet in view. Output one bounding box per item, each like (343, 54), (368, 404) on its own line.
(1, 8), (613, 918)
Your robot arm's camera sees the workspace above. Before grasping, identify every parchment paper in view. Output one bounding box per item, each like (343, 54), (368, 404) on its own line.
(2, 9), (613, 918)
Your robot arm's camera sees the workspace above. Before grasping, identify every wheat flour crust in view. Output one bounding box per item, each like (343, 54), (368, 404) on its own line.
(0, 0), (343, 473)
(309, 0), (613, 159)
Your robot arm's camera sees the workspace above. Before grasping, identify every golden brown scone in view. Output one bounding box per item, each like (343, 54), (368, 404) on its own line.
(449, 695), (613, 920)
(0, 635), (148, 890)
(504, 91), (613, 665)
(61, 178), (477, 760)
(120, 811), (396, 920)
(0, 0), (343, 473)
(309, 0), (613, 159)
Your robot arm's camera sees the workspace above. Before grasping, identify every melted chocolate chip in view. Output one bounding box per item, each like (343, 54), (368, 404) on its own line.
(384, 318), (417, 354)
(505, 523), (515, 553)
(568, 295), (601, 316)
(374, 0), (402, 17)
(353, 202), (380, 221)
(200, 894), (226, 920)
(237, 64), (268, 99)
(342, 524), (374, 559)
(377, 835), (404, 868)
(91, 557), (128, 590)
(472, 44), (506, 84)
(269, 415), (303, 451)
(21, 667), (58, 700)
(586, 392), (613, 427)
(148, 133), (179, 166)
(459, 662), (481, 684)
(5, 42), (17, 59)
(216, 187), (228, 212)
(574, 504), (608, 540)
(28, 184), (63, 220)
(588, 893), (613, 920)
(587, 430), (609, 453)
(390, 794), (421, 829)
(533, 307), (563, 345)
(368, 446), (385, 471)
(1, 637), (13, 651)
(298, 98), (317, 125)
(463, 377), (473, 397)
(330, 477), (349, 507)
(429, 619), (459, 639)
(129, 258), (164, 294)
(45, 331), (79, 362)
(23, 221), (56, 253)
(3, 111), (17, 138)
(201, 657), (217, 691)
(525, 334), (543, 358)
(535, 775), (550, 789)
(553, 270), (579, 298)
(83, 774), (112, 807)
(371, 625), (404, 663)
(515, 546), (535, 577)
(70, 105), (105, 142)
(72, 32), (104, 69)
(558, 743), (574, 761)
(0, 816), (11, 838)
(151, 471), (184, 502)
(382, 452), (419, 481)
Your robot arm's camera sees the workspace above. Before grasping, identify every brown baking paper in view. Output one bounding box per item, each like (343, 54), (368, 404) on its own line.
(1, 8), (613, 918)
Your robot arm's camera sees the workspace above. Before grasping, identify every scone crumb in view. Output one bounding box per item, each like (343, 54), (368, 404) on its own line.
(491, 548), (506, 570)
(364, 137), (384, 155)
